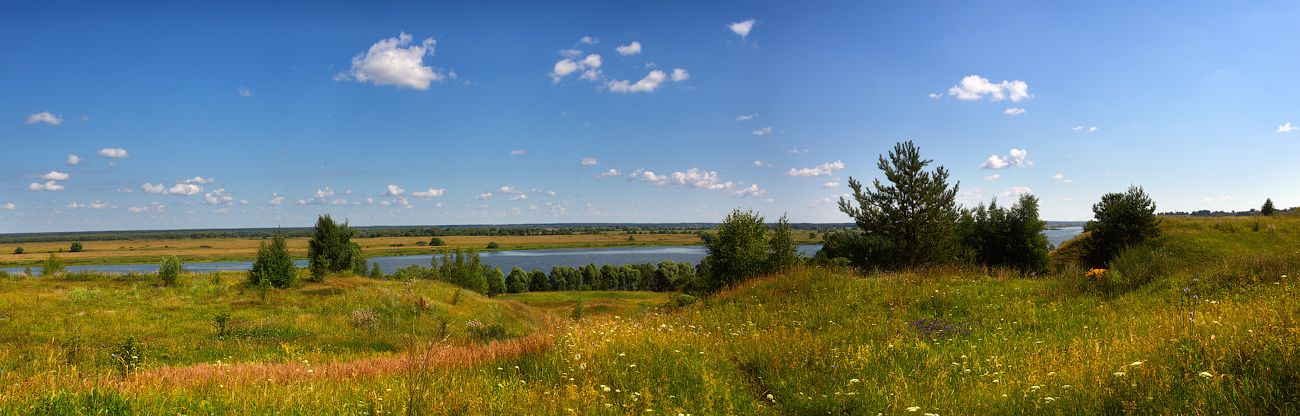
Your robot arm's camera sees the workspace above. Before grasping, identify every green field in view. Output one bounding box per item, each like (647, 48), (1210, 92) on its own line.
(0, 215), (1297, 414)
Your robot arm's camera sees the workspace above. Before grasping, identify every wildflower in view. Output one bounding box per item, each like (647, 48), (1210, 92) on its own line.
(849, 378), (861, 384)
(602, 385), (611, 392)
(1130, 361), (1143, 367)
(1199, 371), (1213, 378)
(1043, 397), (1057, 403)
(906, 406), (921, 412)
(1113, 372), (1125, 377)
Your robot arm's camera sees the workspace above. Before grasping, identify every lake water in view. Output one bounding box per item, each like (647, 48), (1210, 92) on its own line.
(3, 227), (1084, 276)
(1042, 226), (1084, 247)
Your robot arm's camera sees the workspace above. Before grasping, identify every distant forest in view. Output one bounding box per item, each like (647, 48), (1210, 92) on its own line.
(1159, 207), (1295, 218)
(0, 223), (858, 244)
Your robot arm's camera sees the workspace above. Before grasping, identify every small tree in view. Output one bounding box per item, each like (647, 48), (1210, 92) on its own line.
(958, 194), (1051, 274)
(767, 213), (801, 272)
(838, 141), (960, 269)
(506, 267), (529, 294)
(486, 242), (500, 250)
(12, 247), (22, 255)
(41, 253), (64, 277)
(307, 214), (357, 281)
(369, 261), (384, 279)
(1262, 198), (1276, 216)
(1083, 186), (1162, 267)
(158, 255), (184, 286)
(429, 237), (446, 246)
(250, 228), (297, 289)
(701, 209), (770, 292)
(69, 242), (83, 253)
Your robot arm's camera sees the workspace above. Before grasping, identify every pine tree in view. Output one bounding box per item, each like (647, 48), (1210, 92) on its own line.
(1083, 186), (1162, 267)
(838, 141), (960, 269)
(767, 213), (800, 272)
(249, 228), (297, 288)
(1262, 198), (1276, 216)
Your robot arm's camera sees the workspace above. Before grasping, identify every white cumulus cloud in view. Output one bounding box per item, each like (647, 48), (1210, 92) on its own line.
(476, 192), (493, 200)
(783, 161), (845, 177)
(822, 182), (840, 189)
(607, 70), (667, 93)
(181, 176), (214, 184)
(1004, 108), (1026, 115)
(1089, 126), (1098, 132)
(168, 183), (203, 196)
(384, 184), (406, 196)
(947, 75), (1030, 102)
(581, 157), (599, 165)
(550, 53), (602, 84)
(636, 168), (738, 192)
(671, 68), (689, 82)
(412, 188), (445, 198)
(26, 112), (63, 125)
(498, 186), (524, 194)
(42, 171), (70, 181)
(595, 169), (622, 179)
(509, 194), (529, 201)
(729, 19), (756, 38)
(752, 126), (774, 135)
(268, 192), (284, 205)
(979, 149), (1028, 169)
(142, 183), (166, 194)
(787, 147), (809, 154)
(204, 188), (234, 205)
(65, 155), (84, 166)
(753, 160), (771, 168)
(579, 36), (599, 44)
(0, 203), (15, 210)
(616, 41), (642, 55)
(27, 181), (65, 191)
(336, 32), (445, 90)
(99, 148), (130, 158)
(1278, 122), (1296, 133)
(726, 184), (767, 199)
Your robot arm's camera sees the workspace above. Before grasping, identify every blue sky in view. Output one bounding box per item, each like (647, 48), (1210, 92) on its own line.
(3, 1), (1298, 233)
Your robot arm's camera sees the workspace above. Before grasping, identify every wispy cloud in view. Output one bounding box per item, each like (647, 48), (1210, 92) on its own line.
(1004, 108), (1026, 115)
(735, 114), (757, 121)
(783, 161), (845, 177)
(595, 169), (622, 178)
(237, 87), (254, 97)
(752, 126), (775, 135)
(984, 174), (1002, 181)
(1279, 122), (1297, 133)
(752, 160), (772, 168)
(510, 149), (526, 155)
(787, 147), (809, 154)
(999, 187), (1033, 198)
(65, 155), (84, 165)
(26, 181), (65, 191)
(579, 36), (599, 44)
(581, 157), (599, 165)
(412, 188), (445, 198)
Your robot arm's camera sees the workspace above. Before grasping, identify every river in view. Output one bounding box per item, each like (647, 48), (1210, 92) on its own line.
(3, 227), (1085, 276)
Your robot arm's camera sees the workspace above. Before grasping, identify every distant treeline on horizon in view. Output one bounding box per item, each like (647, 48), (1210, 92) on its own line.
(1159, 207), (1295, 218)
(0, 223), (860, 244)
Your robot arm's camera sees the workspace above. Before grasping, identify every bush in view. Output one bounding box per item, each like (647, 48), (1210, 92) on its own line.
(486, 241), (500, 249)
(1107, 245), (1176, 291)
(1083, 186), (1161, 267)
(959, 194), (1051, 274)
(158, 255), (184, 287)
(111, 336), (144, 376)
(69, 242), (83, 253)
(429, 237), (446, 246)
(369, 261), (384, 279)
(12, 247), (22, 254)
(249, 229), (296, 289)
(41, 253), (64, 277)
(701, 209), (770, 292)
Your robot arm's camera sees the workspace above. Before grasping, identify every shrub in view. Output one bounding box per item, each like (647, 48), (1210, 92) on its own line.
(1083, 186), (1161, 268)
(701, 209), (770, 292)
(464, 319), (507, 342)
(212, 312), (231, 338)
(429, 237), (446, 246)
(351, 308), (380, 330)
(1108, 245), (1177, 291)
(1262, 198), (1276, 216)
(570, 301), (585, 321)
(486, 241), (500, 250)
(41, 253), (64, 277)
(369, 261), (384, 279)
(158, 255), (184, 287)
(12, 247), (22, 254)
(249, 228), (296, 289)
(70, 242), (83, 253)
(111, 336), (144, 376)
(959, 194), (1051, 274)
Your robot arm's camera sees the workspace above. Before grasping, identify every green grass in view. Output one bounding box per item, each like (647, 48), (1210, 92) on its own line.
(1, 216), (1297, 414)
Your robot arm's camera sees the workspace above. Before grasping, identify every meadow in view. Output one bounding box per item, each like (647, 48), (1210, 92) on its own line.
(0, 215), (1296, 414)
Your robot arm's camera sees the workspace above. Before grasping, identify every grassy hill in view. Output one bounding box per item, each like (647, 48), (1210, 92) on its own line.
(1, 215), (1297, 414)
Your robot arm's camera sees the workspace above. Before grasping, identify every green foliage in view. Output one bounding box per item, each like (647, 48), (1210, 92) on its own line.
(570, 300), (585, 321)
(111, 336), (143, 376)
(41, 253), (64, 277)
(1262, 198), (1276, 216)
(368, 261), (383, 279)
(701, 209), (770, 292)
(158, 255), (184, 287)
(69, 242), (83, 253)
(212, 312), (231, 338)
(12, 246), (22, 254)
(429, 237), (446, 246)
(838, 140), (960, 269)
(349, 243), (366, 276)
(1083, 186), (1162, 267)
(958, 194), (1051, 274)
(306, 214), (358, 280)
(768, 213), (801, 272)
(486, 241), (500, 250)
(249, 228), (296, 289)
(485, 265), (505, 296)
(506, 267), (529, 294)
(433, 249), (488, 295)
